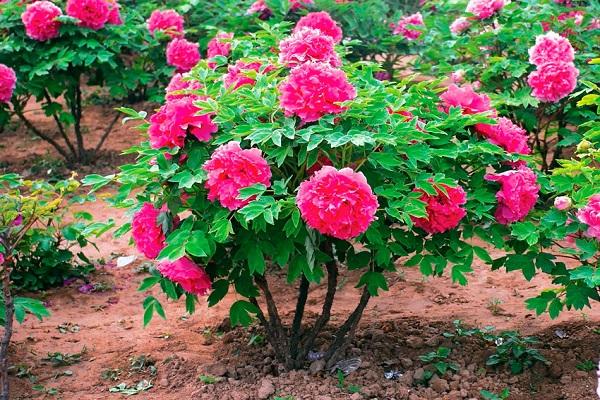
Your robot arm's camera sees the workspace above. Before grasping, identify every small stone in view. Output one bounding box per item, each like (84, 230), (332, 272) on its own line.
(159, 378), (169, 387)
(560, 375), (572, 385)
(399, 370), (414, 386)
(425, 336), (441, 347)
(406, 336), (425, 349)
(257, 378), (275, 399)
(548, 363), (562, 379)
(413, 368), (426, 382)
(575, 370), (589, 379)
(447, 390), (462, 400)
(204, 362), (227, 377)
(309, 359), (326, 375)
(350, 393), (362, 400)
(508, 376), (519, 384)
(460, 389), (468, 398)
(400, 357), (413, 368)
(430, 375), (450, 393)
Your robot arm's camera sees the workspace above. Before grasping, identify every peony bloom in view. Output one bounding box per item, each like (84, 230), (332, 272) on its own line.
(554, 196), (572, 210)
(203, 141), (272, 210)
(247, 0), (313, 17)
(207, 32), (233, 66)
(527, 61), (579, 103)
(450, 69), (465, 83)
(476, 117), (531, 155)
(279, 62), (356, 122)
(157, 257), (211, 295)
(485, 167), (539, 225)
(66, 0), (110, 30)
(132, 202), (166, 259)
(0, 253), (4, 266)
(296, 166), (378, 240)
(21, 1), (62, 41)
(411, 184), (467, 234)
(0, 64), (16, 104)
(392, 12), (425, 41)
(528, 31), (574, 66)
(223, 60), (272, 89)
(166, 38), (201, 72)
(466, 0), (506, 19)
(450, 17), (471, 34)
(279, 28), (341, 68)
(440, 84), (493, 115)
(165, 73), (202, 101)
(106, 0), (122, 25)
(294, 11), (343, 43)
(577, 194), (600, 240)
(148, 96), (217, 149)
(147, 9), (184, 38)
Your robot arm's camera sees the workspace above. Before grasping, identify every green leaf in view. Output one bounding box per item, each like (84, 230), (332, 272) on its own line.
(138, 276), (161, 292)
(208, 280), (229, 307)
(186, 232), (211, 257)
(511, 222), (539, 246)
(229, 300), (260, 327)
(356, 271), (389, 296)
(142, 296), (166, 327)
(247, 246), (265, 275)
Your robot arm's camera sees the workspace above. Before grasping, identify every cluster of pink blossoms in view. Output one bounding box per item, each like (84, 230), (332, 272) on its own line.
(66, 0), (121, 30)
(147, 9), (184, 38)
(279, 62), (356, 122)
(485, 167), (540, 224)
(450, 17), (471, 35)
(157, 257), (211, 295)
(279, 27), (341, 68)
(576, 195), (600, 240)
(131, 203), (166, 259)
(166, 38), (200, 72)
(207, 32), (233, 68)
(477, 117), (531, 155)
(223, 61), (272, 90)
(148, 95), (217, 149)
(247, 0), (313, 18)
(392, 12), (425, 41)
(296, 166), (379, 240)
(466, 0), (506, 19)
(0, 64), (16, 104)
(202, 142), (272, 211)
(440, 84), (493, 115)
(527, 32), (578, 102)
(19, 0), (120, 41)
(294, 11), (343, 43)
(411, 184), (467, 234)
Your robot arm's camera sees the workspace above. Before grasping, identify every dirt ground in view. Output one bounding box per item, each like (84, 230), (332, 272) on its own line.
(1, 103), (599, 400)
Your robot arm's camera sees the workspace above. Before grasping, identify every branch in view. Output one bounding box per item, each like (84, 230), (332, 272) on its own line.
(13, 110), (72, 162)
(94, 113), (120, 153)
(43, 90), (76, 156)
(254, 275), (286, 344)
(289, 276), (310, 361)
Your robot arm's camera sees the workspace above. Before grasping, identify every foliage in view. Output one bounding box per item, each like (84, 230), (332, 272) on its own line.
(0, 0), (172, 163)
(414, 0), (600, 170)
(481, 388), (510, 400)
(418, 346), (459, 381)
(485, 331), (547, 375)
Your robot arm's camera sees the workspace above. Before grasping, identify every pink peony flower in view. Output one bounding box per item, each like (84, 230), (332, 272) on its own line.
(106, 0), (122, 25)
(554, 196), (572, 210)
(132, 202), (166, 259)
(157, 257), (211, 295)
(528, 31), (574, 66)
(166, 38), (201, 72)
(476, 117), (531, 155)
(577, 194), (600, 239)
(203, 141), (272, 210)
(392, 12), (425, 41)
(148, 96), (217, 149)
(247, 0), (312, 17)
(21, 1), (62, 41)
(450, 17), (471, 34)
(66, 0), (110, 30)
(527, 61), (579, 103)
(296, 166), (378, 240)
(450, 69), (465, 83)
(0, 253), (4, 265)
(440, 84), (493, 115)
(411, 183), (467, 234)
(165, 73), (202, 101)
(279, 62), (356, 122)
(0, 63), (16, 104)
(294, 11), (343, 43)
(466, 0), (506, 19)
(278, 27), (341, 68)
(485, 167), (540, 225)
(147, 9), (184, 38)
(207, 32), (233, 67)
(223, 60), (272, 90)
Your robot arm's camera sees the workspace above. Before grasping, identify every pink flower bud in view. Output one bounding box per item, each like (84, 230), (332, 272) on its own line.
(554, 196), (572, 210)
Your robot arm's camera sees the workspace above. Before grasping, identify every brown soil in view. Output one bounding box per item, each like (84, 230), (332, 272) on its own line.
(1, 104), (599, 400)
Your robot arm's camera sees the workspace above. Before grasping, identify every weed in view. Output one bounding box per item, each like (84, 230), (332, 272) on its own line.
(101, 368), (122, 381)
(336, 370), (362, 394)
(9, 364), (37, 382)
(32, 385), (60, 396)
(109, 380), (152, 395)
(576, 360), (595, 372)
(486, 331), (547, 374)
(43, 348), (87, 367)
(487, 298), (504, 316)
(129, 355), (157, 376)
(481, 388), (510, 400)
(198, 374), (217, 384)
(248, 333), (264, 346)
(419, 346), (460, 380)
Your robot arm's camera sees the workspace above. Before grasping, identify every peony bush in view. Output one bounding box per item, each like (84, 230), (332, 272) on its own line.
(415, 0), (600, 170)
(77, 9), (600, 373)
